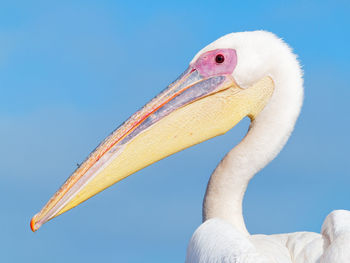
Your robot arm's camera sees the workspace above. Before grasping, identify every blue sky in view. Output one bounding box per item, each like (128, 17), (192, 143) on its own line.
(0, 0), (349, 262)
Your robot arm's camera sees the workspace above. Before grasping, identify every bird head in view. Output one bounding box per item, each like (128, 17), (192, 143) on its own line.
(30, 31), (279, 232)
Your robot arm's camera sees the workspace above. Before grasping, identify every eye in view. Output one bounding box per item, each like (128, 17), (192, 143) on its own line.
(215, 54), (225, 64)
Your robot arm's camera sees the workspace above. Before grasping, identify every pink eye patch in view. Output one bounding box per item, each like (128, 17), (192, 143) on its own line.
(191, 49), (237, 78)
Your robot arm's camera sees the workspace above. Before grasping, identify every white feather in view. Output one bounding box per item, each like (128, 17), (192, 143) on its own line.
(186, 31), (350, 263)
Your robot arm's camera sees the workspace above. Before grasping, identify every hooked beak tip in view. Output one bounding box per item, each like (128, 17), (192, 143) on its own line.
(30, 216), (38, 232)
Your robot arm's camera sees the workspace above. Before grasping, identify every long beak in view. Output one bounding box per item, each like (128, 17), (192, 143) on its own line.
(30, 66), (274, 232)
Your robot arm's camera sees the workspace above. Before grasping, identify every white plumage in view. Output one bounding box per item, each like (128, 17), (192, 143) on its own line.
(186, 31), (350, 263)
(30, 30), (349, 262)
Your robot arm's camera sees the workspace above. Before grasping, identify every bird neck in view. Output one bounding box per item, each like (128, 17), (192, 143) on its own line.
(202, 54), (303, 236)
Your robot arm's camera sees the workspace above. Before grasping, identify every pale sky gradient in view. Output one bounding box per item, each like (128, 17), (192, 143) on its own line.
(0, 0), (349, 262)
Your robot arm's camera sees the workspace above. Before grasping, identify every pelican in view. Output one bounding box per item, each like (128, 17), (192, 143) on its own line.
(31, 31), (350, 262)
